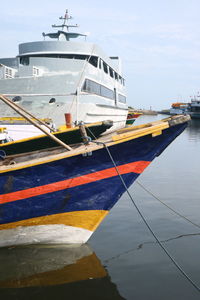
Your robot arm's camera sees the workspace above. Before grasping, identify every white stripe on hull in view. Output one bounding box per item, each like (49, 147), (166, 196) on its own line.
(0, 225), (93, 247)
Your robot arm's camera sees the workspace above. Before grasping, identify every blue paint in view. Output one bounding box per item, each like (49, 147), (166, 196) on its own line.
(0, 123), (187, 225)
(0, 173), (138, 224)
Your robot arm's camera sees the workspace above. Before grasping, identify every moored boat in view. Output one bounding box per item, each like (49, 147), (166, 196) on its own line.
(126, 111), (142, 125)
(0, 120), (113, 156)
(0, 10), (128, 133)
(169, 102), (188, 115)
(0, 114), (190, 247)
(187, 95), (200, 119)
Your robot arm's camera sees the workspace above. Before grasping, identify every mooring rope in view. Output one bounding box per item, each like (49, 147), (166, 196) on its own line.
(136, 180), (200, 229)
(91, 141), (200, 293)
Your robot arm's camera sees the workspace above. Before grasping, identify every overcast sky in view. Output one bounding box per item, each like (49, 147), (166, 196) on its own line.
(1, 0), (200, 110)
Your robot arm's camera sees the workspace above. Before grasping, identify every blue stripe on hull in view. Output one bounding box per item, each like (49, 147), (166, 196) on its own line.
(0, 173), (138, 225)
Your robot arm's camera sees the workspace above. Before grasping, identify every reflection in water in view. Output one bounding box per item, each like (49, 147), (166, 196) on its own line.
(0, 244), (125, 300)
(186, 119), (200, 142)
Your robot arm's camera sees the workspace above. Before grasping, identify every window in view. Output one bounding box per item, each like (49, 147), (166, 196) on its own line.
(19, 54), (90, 65)
(82, 79), (101, 95)
(20, 56), (30, 65)
(12, 96), (22, 102)
(109, 67), (114, 78)
(118, 94), (126, 103)
(82, 79), (114, 100)
(33, 67), (40, 76)
(103, 61), (108, 74)
(114, 72), (118, 81)
(49, 98), (56, 104)
(99, 59), (102, 69)
(101, 85), (114, 99)
(88, 56), (98, 68)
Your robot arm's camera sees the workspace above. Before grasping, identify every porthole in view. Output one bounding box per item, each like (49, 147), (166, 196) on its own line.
(12, 96), (22, 103)
(49, 98), (56, 104)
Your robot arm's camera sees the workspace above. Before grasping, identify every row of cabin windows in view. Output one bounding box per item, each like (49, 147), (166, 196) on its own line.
(19, 54), (125, 85)
(82, 78), (126, 103)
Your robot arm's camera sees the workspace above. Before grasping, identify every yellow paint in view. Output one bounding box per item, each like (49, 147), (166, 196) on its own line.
(0, 127), (7, 133)
(0, 210), (109, 231)
(112, 122), (169, 142)
(0, 252), (107, 288)
(0, 117), (51, 124)
(152, 130), (162, 137)
(0, 119), (171, 174)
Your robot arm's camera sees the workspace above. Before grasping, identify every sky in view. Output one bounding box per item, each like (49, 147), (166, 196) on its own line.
(1, 0), (200, 110)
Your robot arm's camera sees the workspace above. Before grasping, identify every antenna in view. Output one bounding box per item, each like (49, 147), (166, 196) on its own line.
(52, 9), (78, 32)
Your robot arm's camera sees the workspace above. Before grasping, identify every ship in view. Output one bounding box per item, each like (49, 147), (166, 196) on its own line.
(187, 94), (200, 119)
(0, 114), (190, 247)
(169, 102), (188, 115)
(0, 10), (128, 140)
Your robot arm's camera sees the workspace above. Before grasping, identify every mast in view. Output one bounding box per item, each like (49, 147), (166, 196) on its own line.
(42, 9), (87, 41)
(52, 9), (78, 32)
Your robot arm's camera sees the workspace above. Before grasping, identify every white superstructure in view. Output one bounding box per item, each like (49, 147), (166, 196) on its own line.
(0, 10), (128, 133)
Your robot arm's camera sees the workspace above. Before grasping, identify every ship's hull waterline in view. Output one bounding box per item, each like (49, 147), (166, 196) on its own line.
(0, 116), (189, 247)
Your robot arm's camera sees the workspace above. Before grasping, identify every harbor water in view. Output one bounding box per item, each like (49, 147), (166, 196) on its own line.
(1, 115), (200, 300)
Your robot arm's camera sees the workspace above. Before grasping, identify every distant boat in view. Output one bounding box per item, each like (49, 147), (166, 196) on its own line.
(0, 114), (190, 247)
(187, 95), (200, 119)
(126, 111), (142, 125)
(169, 102), (188, 115)
(169, 97), (200, 119)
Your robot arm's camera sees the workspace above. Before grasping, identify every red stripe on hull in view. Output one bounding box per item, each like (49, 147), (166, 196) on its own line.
(0, 161), (150, 205)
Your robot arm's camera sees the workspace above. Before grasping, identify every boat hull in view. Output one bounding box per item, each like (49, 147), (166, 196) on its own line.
(0, 121), (113, 156)
(0, 122), (187, 247)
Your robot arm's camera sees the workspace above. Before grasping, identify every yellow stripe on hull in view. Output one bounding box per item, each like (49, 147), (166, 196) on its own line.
(0, 210), (109, 232)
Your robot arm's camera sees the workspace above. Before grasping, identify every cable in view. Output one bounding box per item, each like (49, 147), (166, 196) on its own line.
(99, 142), (200, 293)
(136, 180), (200, 229)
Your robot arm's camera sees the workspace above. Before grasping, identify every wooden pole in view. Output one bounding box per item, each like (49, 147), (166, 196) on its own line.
(2, 95), (55, 132)
(0, 94), (72, 151)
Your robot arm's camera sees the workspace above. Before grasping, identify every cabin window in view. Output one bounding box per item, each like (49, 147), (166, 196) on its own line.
(88, 56), (98, 68)
(20, 56), (29, 65)
(103, 62), (108, 74)
(109, 67), (114, 78)
(49, 98), (56, 104)
(100, 85), (114, 100)
(99, 59), (102, 69)
(74, 54), (89, 60)
(19, 54), (90, 65)
(82, 79), (101, 95)
(114, 72), (118, 81)
(82, 78), (114, 100)
(12, 96), (22, 102)
(118, 94), (126, 103)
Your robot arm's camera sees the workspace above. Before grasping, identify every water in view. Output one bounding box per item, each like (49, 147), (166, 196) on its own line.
(1, 115), (200, 299)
